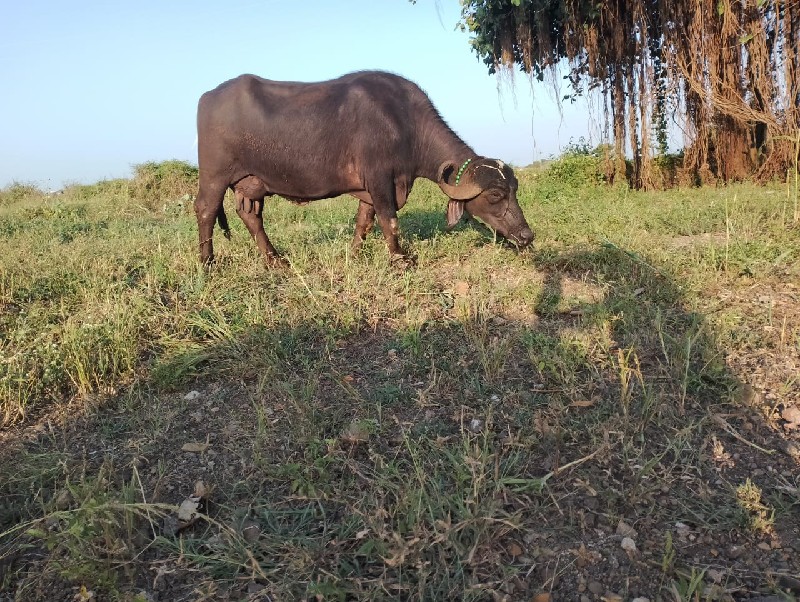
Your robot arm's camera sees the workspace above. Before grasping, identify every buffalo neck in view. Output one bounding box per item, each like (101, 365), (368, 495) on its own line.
(414, 111), (477, 182)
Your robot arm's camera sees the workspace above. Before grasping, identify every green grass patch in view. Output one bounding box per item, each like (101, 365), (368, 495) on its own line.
(2, 164), (799, 600)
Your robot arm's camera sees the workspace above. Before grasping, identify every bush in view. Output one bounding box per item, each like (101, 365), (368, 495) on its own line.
(62, 179), (131, 202)
(129, 160), (198, 211)
(541, 139), (607, 189)
(0, 182), (46, 206)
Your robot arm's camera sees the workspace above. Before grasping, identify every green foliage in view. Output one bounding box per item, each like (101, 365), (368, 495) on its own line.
(459, 0), (800, 184)
(0, 181), (45, 205)
(62, 178), (131, 201)
(532, 140), (608, 198)
(130, 159), (198, 211)
(2, 168), (799, 599)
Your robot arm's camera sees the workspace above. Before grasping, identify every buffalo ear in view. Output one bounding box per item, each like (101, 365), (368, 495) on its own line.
(446, 199), (465, 228)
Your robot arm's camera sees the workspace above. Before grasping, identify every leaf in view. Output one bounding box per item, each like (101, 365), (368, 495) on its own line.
(717, 0), (725, 15)
(177, 495), (202, 522)
(570, 399), (595, 408)
(193, 480), (209, 498)
(739, 33), (754, 44)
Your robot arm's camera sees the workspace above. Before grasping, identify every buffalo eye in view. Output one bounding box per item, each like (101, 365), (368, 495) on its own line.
(487, 189), (505, 204)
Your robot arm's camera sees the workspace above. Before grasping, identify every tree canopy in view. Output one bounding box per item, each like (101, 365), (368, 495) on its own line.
(460, 0), (800, 187)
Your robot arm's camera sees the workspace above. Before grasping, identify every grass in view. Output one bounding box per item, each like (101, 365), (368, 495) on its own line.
(1, 164), (799, 600)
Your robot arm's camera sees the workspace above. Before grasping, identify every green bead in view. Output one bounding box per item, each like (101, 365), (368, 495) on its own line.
(455, 158), (471, 185)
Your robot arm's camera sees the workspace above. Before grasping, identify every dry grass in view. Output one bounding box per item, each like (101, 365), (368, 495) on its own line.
(1, 168), (799, 600)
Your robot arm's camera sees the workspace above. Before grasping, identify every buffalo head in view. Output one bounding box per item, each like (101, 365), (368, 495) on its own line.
(437, 158), (534, 248)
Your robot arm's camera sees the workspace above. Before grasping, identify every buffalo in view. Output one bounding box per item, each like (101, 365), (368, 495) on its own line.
(195, 71), (533, 265)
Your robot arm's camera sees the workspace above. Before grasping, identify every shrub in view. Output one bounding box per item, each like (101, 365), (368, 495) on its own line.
(0, 182), (46, 206)
(129, 160), (198, 211)
(541, 139), (608, 189)
(62, 179), (131, 202)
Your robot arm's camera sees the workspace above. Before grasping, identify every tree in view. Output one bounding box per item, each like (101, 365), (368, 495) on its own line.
(460, 0), (800, 188)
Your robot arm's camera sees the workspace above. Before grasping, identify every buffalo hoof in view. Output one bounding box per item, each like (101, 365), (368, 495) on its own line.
(264, 253), (289, 268)
(390, 252), (416, 269)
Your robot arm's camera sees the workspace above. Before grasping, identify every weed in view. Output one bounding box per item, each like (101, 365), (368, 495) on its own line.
(735, 479), (775, 535)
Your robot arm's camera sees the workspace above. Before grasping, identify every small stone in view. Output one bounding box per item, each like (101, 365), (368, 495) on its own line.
(727, 545), (744, 559)
(602, 593), (623, 602)
(707, 568), (723, 583)
(54, 489), (72, 510)
(507, 542), (523, 557)
(581, 597), (591, 602)
(588, 581), (604, 595)
(247, 583), (266, 594)
(184, 390), (201, 401)
(781, 405), (800, 426)
(782, 441), (800, 458)
(161, 515), (181, 537)
(454, 281), (470, 297)
(777, 574), (800, 592)
(469, 418), (484, 432)
(621, 537), (637, 553)
(531, 593), (551, 602)
(241, 522), (260, 544)
(632, 599), (650, 602)
(757, 541), (771, 552)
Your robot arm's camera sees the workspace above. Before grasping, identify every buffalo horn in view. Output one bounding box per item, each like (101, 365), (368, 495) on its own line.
(437, 161), (483, 200)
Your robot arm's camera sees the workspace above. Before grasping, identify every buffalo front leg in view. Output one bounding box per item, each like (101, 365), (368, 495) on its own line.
(236, 199), (286, 266)
(370, 182), (412, 264)
(373, 205), (409, 263)
(351, 200), (375, 254)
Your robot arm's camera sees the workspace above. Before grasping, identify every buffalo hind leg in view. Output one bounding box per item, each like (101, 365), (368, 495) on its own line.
(350, 199), (375, 254)
(236, 198), (286, 267)
(195, 179), (227, 265)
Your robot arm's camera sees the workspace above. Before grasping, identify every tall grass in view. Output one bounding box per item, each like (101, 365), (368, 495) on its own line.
(1, 160), (799, 600)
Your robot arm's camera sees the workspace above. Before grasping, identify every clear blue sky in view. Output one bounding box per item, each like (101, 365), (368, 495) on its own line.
(0, 0), (593, 189)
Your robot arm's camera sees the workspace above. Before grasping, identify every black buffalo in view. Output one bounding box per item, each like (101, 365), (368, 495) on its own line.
(195, 71), (534, 265)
